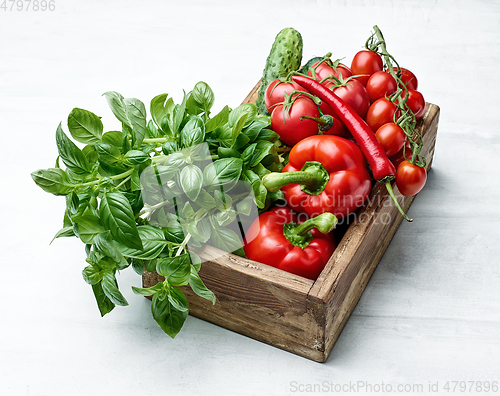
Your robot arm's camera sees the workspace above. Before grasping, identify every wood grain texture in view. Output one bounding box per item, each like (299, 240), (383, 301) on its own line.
(142, 82), (440, 362)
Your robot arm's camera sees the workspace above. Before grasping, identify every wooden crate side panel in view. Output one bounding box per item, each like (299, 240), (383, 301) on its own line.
(142, 247), (326, 362)
(312, 104), (440, 360)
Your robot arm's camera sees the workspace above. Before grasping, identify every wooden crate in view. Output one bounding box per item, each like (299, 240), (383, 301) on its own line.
(143, 83), (440, 363)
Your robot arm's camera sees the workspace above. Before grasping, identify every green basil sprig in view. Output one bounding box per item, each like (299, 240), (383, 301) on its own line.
(32, 81), (284, 338)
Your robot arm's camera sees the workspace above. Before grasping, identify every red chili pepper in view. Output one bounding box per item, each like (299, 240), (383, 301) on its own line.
(262, 134), (372, 220)
(243, 206), (337, 280)
(291, 74), (395, 181)
(290, 75), (412, 222)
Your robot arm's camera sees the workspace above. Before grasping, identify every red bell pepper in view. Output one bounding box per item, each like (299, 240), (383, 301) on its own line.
(262, 134), (372, 220)
(243, 206), (337, 280)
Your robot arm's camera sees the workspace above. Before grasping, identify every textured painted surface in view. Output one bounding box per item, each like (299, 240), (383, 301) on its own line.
(1, 0), (499, 395)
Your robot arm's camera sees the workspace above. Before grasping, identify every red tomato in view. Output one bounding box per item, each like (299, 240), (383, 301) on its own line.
(270, 96), (322, 146)
(396, 160), (427, 196)
(403, 89), (426, 120)
(308, 61), (352, 82)
(351, 50), (383, 86)
(324, 79), (370, 120)
(393, 67), (418, 90)
(366, 71), (397, 103)
(375, 123), (406, 157)
(389, 139), (413, 169)
(366, 98), (400, 133)
(264, 79), (305, 113)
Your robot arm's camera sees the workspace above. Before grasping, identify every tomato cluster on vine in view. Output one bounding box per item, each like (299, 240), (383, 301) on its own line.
(263, 47), (427, 198)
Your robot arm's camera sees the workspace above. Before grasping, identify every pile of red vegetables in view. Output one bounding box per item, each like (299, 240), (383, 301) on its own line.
(244, 26), (428, 280)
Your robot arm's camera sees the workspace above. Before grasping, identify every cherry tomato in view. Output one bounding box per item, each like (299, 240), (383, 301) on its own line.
(324, 78), (370, 120)
(403, 89), (426, 120)
(264, 79), (305, 113)
(308, 61), (352, 82)
(366, 97), (400, 133)
(375, 123), (406, 157)
(366, 71), (397, 103)
(396, 160), (427, 196)
(351, 50), (383, 86)
(389, 139), (413, 169)
(270, 96), (322, 146)
(393, 67), (418, 90)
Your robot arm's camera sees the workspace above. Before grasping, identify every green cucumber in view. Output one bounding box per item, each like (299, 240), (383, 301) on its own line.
(256, 28), (303, 115)
(299, 56), (323, 74)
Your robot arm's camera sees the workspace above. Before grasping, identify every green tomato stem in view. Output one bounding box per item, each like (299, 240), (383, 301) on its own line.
(385, 180), (412, 222)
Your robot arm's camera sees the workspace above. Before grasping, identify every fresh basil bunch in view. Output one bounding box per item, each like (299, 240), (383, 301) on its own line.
(31, 81), (284, 337)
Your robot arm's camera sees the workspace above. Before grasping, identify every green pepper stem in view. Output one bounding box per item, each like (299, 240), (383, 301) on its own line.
(385, 180), (413, 222)
(262, 161), (329, 196)
(295, 212), (338, 235)
(283, 212), (338, 248)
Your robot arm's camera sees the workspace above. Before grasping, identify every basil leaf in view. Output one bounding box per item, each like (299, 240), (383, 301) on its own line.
(144, 258), (158, 273)
(95, 142), (123, 166)
(189, 268), (216, 305)
(232, 113), (248, 147)
(115, 225), (168, 259)
(99, 192), (142, 250)
(179, 164), (203, 202)
(151, 292), (188, 338)
(217, 147), (240, 159)
(123, 150), (150, 166)
(56, 123), (90, 175)
(242, 118), (270, 143)
(102, 92), (147, 149)
(205, 105), (229, 133)
(131, 283), (163, 296)
(210, 223), (242, 253)
(167, 287), (189, 312)
(240, 143), (257, 168)
(250, 140), (275, 168)
(94, 231), (128, 270)
(72, 213), (105, 244)
(190, 81), (215, 117)
(163, 226), (184, 244)
(102, 131), (124, 147)
(82, 144), (98, 165)
(252, 180), (268, 209)
(156, 254), (191, 286)
(171, 91), (187, 136)
(180, 116), (205, 148)
(92, 283), (115, 317)
(256, 128), (280, 143)
(228, 103), (257, 128)
(124, 98), (147, 148)
(203, 158), (243, 193)
(67, 108), (103, 144)
(50, 226), (75, 244)
(101, 271), (129, 306)
(31, 168), (74, 196)
(82, 264), (103, 285)
(150, 94), (174, 130)
(195, 188), (216, 210)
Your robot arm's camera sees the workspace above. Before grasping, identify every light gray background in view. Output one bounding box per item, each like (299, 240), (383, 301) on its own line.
(1, 1), (499, 395)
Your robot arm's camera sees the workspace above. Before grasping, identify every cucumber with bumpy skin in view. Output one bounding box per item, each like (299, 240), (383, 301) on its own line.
(256, 28), (303, 115)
